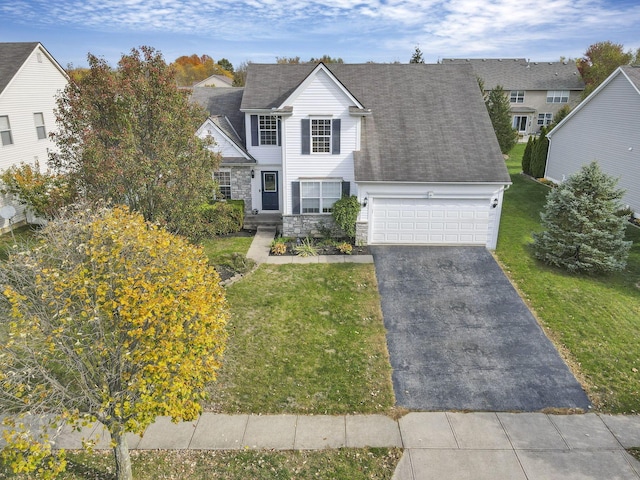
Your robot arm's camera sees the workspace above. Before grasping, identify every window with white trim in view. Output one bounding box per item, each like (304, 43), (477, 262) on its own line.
(34, 113), (46, 140)
(213, 170), (231, 199)
(311, 119), (332, 153)
(259, 115), (279, 145)
(546, 90), (569, 103)
(510, 91), (525, 103)
(301, 180), (341, 213)
(537, 113), (553, 126)
(0, 116), (13, 146)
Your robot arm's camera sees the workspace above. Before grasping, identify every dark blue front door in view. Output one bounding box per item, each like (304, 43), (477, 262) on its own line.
(261, 171), (278, 210)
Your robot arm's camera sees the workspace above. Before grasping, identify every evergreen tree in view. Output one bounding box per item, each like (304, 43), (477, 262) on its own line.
(532, 162), (632, 274)
(410, 45), (425, 63)
(485, 86), (518, 153)
(530, 127), (549, 178)
(549, 105), (571, 131)
(522, 135), (534, 175)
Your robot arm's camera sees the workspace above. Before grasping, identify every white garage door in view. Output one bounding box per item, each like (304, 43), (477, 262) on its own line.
(370, 198), (490, 245)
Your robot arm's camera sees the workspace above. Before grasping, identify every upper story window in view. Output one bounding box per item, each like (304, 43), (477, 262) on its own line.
(213, 170), (231, 199)
(510, 91), (525, 103)
(0, 116), (13, 146)
(311, 119), (332, 153)
(546, 90), (569, 103)
(537, 113), (553, 126)
(301, 118), (340, 155)
(34, 113), (46, 140)
(259, 115), (279, 145)
(250, 114), (280, 147)
(300, 180), (341, 213)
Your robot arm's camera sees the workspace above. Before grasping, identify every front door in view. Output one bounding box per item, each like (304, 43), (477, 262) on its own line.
(261, 171), (279, 210)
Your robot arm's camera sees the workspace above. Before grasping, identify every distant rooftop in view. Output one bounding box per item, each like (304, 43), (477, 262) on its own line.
(441, 58), (584, 91)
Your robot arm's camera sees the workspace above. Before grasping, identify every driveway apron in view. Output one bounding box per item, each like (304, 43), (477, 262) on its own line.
(371, 246), (591, 411)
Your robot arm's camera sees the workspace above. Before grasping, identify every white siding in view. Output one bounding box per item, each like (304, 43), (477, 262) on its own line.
(283, 69), (358, 214)
(245, 115), (283, 165)
(546, 73), (640, 214)
(0, 45), (68, 228)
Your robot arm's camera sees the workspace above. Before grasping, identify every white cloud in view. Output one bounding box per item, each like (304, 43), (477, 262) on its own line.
(3, 0), (640, 63)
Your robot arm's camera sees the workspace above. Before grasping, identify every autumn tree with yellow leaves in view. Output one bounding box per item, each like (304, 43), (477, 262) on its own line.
(0, 205), (229, 480)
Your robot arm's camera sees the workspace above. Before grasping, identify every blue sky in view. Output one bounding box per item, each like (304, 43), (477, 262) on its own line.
(2, 0), (639, 69)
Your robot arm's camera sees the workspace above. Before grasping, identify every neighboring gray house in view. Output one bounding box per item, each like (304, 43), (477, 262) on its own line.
(0, 42), (68, 229)
(443, 58), (584, 137)
(193, 62), (511, 249)
(546, 65), (640, 216)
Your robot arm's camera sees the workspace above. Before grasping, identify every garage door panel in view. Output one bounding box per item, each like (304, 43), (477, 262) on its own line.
(371, 198), (490, 245)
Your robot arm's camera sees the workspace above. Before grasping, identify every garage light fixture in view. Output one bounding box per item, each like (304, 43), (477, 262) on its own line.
(361, 197), (368, 207)
(492, 198), (499, 208)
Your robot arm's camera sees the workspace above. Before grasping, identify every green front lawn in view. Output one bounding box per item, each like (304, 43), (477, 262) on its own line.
(496, 145), (640, 413)
(1, 448), (402, 480)
(206, 263), (395, 415)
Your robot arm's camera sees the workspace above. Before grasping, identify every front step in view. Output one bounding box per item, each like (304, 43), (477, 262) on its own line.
(243, 213), (282, 230)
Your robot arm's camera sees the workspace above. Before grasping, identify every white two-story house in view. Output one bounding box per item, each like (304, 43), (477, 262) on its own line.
(0, 42), (68, 229)
(193, 62), (511, 249)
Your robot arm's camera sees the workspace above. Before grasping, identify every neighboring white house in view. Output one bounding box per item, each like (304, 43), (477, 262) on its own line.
(0, 42), (68, 229)
(193, 62), (511, 249)
(545, 65), (640, 216)
(192, 74), (233, 88)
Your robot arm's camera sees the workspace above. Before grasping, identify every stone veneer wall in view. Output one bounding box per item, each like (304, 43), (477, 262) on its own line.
(230, 166), (253, 215)
(282, 215), (339, 238)
(355, 221), (368, 246)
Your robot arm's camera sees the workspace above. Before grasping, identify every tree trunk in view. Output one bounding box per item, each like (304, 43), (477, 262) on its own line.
(111, 427), (133, 480)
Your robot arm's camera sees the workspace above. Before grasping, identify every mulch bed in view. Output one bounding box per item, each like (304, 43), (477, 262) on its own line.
(270, 239), (371, 256)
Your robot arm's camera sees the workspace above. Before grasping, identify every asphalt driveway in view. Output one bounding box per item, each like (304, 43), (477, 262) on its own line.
(371, 246), (591, 411)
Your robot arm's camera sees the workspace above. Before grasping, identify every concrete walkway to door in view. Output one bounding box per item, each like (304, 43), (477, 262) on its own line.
(371, 246), (591, 412)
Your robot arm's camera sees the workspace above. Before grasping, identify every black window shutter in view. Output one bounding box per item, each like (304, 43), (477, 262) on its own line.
(277, 118), (282, 146)
(332, 119), (341, 154)
(341, 181), (350, 197)
(301, 119), (310, 154)
(292, 181), (301, 214)
(251, 115), (259, 146)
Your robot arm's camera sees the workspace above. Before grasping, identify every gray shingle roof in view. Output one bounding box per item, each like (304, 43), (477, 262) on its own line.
(208, 115), (255, 163)
(0, 42), (39, 95)
(621, 65), (640, 91)
(190, 87), (246, 143)
(241, 63), (510, 184)
(442, 58), (584, 91)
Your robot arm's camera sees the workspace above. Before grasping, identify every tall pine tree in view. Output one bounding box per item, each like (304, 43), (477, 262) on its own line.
(485, 86), (518, 153)
(532, 162), (631, 274)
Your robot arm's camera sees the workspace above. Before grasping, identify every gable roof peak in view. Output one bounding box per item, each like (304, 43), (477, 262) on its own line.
(278, 61), (365, 110)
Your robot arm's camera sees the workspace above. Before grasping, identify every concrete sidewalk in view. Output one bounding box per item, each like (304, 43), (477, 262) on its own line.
(246, 226), (373, 264)
(47, 412), (640, 479)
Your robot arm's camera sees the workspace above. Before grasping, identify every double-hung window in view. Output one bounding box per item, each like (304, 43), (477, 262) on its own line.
(34, 112), (46, 140)
(259, 115), (279, 145)
(0, 116), (13, 146)
(300, 180), (341, 213)
(250, 114), (280, 146)
(510, 91), (525, 103)
(311, 119), (332, 153)
(546, 90), (569, 103)
(537, 113), (553, 126)
(213, 170), (231, 199)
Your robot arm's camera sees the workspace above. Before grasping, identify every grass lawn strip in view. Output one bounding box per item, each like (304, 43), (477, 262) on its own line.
(496, 144), (640, 413)
(207, 263), (395, 415)
(1, 448), (403, 479)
